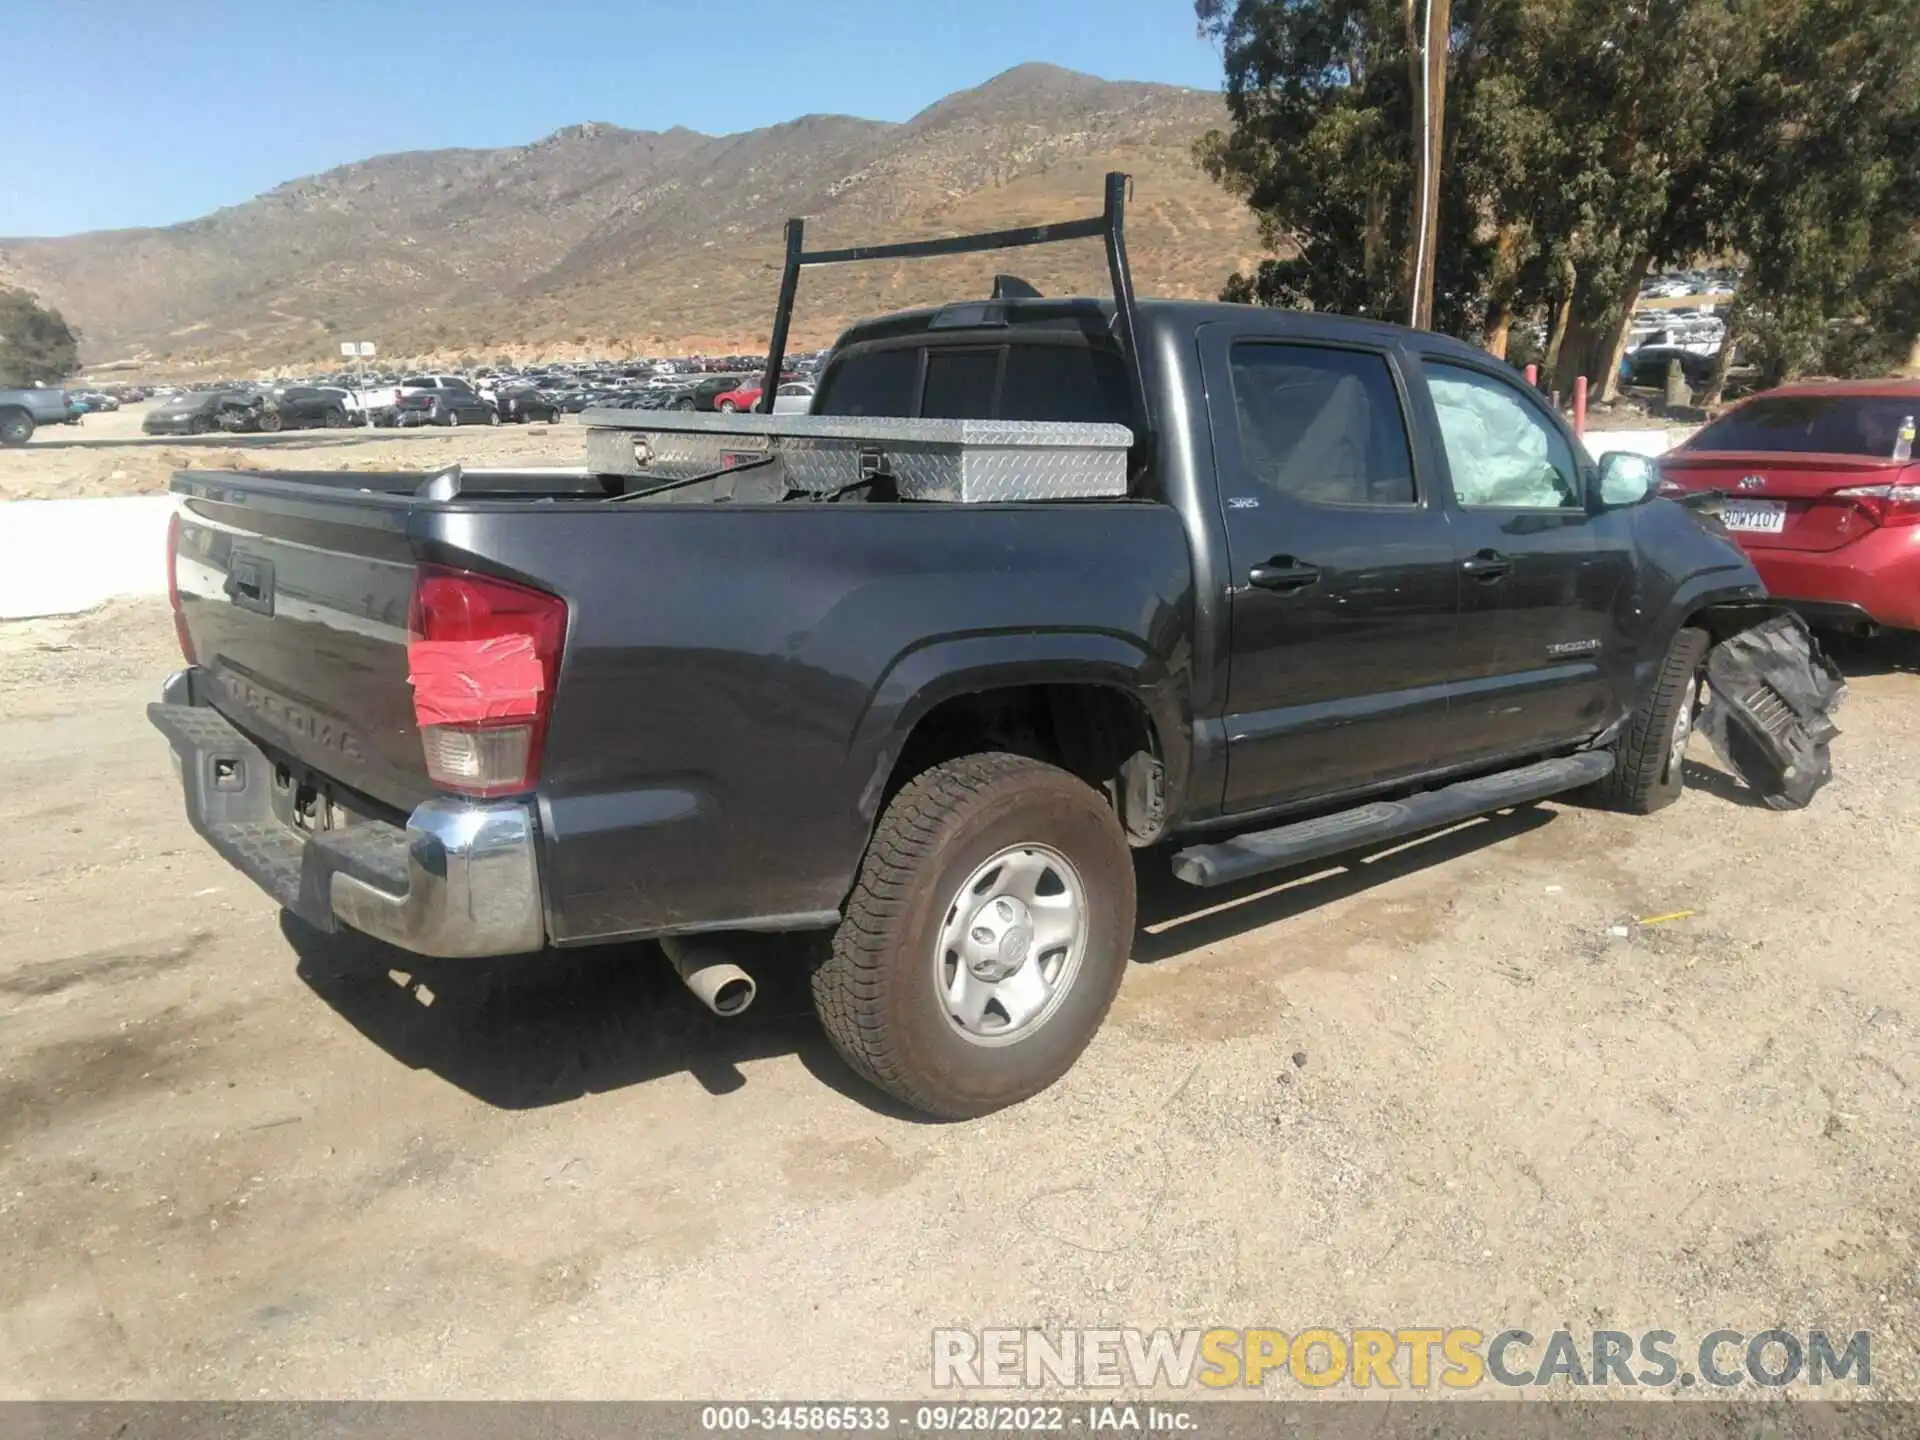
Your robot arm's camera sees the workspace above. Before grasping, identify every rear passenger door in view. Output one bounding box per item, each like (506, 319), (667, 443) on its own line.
(1198, 327), (1459, 815)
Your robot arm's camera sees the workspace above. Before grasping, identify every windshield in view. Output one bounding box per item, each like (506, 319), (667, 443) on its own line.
(1690, 394), (1918, 458)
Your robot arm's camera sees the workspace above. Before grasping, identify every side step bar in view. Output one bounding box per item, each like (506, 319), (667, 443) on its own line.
(1171, 751), (1614, 888)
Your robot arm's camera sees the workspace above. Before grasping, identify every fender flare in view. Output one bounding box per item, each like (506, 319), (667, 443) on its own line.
(1637, 567), (1772, 693)
(848, 629), (1188, 823)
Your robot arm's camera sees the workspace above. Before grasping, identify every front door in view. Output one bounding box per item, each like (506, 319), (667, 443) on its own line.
(1414, 357), (1636, 764)
(1200, 329), (1460, 816)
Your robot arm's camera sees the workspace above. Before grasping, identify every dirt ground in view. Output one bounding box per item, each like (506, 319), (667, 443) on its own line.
(2, 401), (587, 502)
(3, 602), (1918, 1401)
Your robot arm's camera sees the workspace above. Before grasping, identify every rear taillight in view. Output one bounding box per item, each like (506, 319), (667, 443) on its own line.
(406, 567), (567, 797)
(165, 509), (196, 664)
(1831, 481), (1920, 527)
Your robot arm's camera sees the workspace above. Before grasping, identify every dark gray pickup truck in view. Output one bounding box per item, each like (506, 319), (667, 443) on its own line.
(0, 386), (74, 445)
(152, 177), (1807, 1117)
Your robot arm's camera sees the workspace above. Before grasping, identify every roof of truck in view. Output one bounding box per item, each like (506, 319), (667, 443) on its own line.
(832, 296), (1499, 365)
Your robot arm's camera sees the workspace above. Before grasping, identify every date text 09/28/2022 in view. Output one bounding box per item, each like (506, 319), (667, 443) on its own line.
(699, 1405), (1195, 1433)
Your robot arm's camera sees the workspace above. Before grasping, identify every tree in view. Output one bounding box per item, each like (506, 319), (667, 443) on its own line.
(1702, 0), (1920, 395)
(1197, 0), (1920, 396)
(0, 287), (81, 386)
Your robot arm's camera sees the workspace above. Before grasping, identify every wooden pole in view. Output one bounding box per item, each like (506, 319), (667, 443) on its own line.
(1405, 0), (1451, 329)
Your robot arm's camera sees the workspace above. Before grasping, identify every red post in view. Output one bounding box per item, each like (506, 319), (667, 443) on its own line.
(1524, 363), (1539, 387)
(1573, 375), (1588, 436)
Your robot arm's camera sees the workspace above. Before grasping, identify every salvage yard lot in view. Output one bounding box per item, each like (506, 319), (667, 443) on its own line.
(0, 401), (584, 502)
(4, 602), (1920, 1398)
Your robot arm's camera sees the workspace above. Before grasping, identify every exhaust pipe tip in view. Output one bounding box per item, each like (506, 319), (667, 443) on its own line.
(660, 936), (757, 1017)
(705, 971), (756, 1017)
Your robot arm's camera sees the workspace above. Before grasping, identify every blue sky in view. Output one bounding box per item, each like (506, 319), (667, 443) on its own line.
(2, 0), (1225, 238)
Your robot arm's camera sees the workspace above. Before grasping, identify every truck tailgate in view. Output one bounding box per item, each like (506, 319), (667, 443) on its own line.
(171, 475), (431, 815)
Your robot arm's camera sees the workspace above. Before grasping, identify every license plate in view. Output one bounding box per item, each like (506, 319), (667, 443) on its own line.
(1721, 499), (1787, 533)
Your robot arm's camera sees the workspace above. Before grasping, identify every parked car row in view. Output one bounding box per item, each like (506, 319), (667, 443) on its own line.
(142, 385), (356, 435)
(113, 350), (833, 437)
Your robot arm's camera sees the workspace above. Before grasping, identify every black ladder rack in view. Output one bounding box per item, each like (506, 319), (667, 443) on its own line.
(756, 171), (1153, 444)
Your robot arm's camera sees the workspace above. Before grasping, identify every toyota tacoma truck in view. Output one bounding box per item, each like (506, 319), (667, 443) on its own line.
(151, 175), (1795, 1118)
(0, 385), (75, 445)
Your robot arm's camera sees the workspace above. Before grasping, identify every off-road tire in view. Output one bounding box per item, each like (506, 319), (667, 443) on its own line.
(1592, 625), (1709, 814)
(0, 408), (32, 447)
(257, 408), (283, 433)
(812, 752), (1135, 1119)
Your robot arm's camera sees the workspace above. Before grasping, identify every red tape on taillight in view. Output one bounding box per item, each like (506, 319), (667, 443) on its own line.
(406, 567), (567, 797)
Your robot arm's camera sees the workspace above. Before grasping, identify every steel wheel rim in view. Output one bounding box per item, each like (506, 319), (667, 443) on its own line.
(933, 842), (1087, 1048)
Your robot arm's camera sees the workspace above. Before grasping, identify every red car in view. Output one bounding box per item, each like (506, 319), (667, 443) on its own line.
(1658, 379), (1920, 632)
(712, 374), (799, 412)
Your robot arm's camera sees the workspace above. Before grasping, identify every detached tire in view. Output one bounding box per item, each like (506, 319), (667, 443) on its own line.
(1593, 625), (1710, 814)
(813, 752), (1135, 1119)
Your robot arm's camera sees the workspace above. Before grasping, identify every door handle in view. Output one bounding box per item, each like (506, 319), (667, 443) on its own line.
(1248, 557), (1323, 592)
(1461, 549), (1513, 581)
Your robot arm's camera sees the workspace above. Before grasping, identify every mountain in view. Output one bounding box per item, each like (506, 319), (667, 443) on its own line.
(0, 65), (1266, 372)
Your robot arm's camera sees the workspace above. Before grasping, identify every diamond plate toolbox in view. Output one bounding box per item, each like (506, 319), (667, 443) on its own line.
(581, 410), (1134, 502)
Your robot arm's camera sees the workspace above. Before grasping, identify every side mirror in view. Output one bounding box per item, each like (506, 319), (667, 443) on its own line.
(1594, 450), (1658, 508)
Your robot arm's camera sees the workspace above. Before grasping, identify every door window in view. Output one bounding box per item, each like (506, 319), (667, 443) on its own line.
(1228, 345), (1416, 505)
(1426, 363), (1581, 509)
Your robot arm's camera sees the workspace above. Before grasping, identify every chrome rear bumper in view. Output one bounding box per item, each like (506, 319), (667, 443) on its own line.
(150, 669), (546, 957)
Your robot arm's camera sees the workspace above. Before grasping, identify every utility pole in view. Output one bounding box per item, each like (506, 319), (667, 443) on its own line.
(1405, 0), (1451, 330)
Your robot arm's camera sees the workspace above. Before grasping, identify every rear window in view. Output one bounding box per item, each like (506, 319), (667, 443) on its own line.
(922, 350), (1000, 419)
(816, 349), (920, 417)
(816, 339), (1134, 425)
(1000, 345), (1133, 425)
(400, 376), (434, 389)
(1690, 394), (1918, 458)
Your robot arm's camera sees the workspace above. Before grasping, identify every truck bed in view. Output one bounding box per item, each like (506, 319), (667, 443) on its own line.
(165, 463), (1191, 945)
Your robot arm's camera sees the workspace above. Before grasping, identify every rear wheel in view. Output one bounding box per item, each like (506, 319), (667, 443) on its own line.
(324, 407), (348, 428)
(0, 408), (32, 446)
(718, 398), (738, 413)
(1591, 625), (1709, 814)
(445, 408), (460, 427)
(487, 408), (500, 426)
(257, 408), (284, 433)
(811, 752), (1135, 1119)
